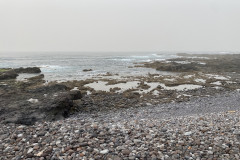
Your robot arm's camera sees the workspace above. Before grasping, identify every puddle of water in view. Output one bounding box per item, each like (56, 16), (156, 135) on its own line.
(153, 75), (162, 78)
(177, 94), (192, 98)
(71, 87), (79, 91)
(152, 90), (159, 96)
(94, 75), (123, 80)
(212, 86), (223, 89)
(160, 84), (202, 91)
(85, 80), (203, 93)
(195, 79), (206, 83)
(85, 81), (139, 92)
(27, 98), (39, 103)
(214, 75), (229, 80)
(137, 82), (160, 94)
(183, 75), (194, 79)
(174, 61), (191, 64)
(211, 81), (222, 85)
(206, 74), (229, 80)
(164, 78), (175, 82)
(226, 81), (236, 84)
(87, 91), (92, 95)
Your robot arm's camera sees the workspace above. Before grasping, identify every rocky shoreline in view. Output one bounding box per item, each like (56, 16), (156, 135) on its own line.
(0, 54), (240, 159)
(1, 91), (240, 159)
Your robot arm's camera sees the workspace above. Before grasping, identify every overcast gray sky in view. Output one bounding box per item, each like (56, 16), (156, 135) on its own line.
(0, 0), (240, 53)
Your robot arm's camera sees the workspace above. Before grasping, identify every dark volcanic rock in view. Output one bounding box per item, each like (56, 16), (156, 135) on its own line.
(156, 62), (199, 72)
(14, 67), (41, 74)
(83, 69), (93, 72)
(0, 79), (82, 125)
(44, 92), (75, 121)
(43, 90), (82, 121)
(141, 54), (240, 73)
(0, 67), (41, 80)
(30, 83), (68, 93)
(69, 90), (82, 100)
(0, 70), (18, 80)
(27, 74), (44, 81)
(2, 90), (82, 125)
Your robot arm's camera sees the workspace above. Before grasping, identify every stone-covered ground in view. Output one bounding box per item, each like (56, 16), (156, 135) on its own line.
(1, 91), (240, 160)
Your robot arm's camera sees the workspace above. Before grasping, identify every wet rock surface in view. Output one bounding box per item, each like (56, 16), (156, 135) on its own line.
(0, 67), (41, 80)
(0, 91), (240, 159)
(0, 77), (82, 125)
(140, 53), (240, 73)
(82, 69), (93, 72)
(14, 67), (41, 74)
(0, 70), (18, 80)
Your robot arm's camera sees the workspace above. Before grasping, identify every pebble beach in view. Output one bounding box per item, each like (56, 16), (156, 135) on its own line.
(1, 91), (240, 160)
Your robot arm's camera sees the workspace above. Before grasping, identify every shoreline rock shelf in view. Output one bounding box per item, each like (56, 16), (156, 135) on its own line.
(0, 67), (41, 80)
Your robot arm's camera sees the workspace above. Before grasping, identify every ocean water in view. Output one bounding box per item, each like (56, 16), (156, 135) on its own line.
(0, 52), (180, 81)
(8, 52), (236, 81)
(1, 51), (237, 81)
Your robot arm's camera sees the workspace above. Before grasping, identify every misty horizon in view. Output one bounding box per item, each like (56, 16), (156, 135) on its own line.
(1, 0), (240, 54)
(0, 51), (239, 57)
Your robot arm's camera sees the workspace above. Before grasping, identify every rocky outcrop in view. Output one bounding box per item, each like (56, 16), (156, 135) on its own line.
(14, 67), (41, 74)
(83, 69), (93, 72)
(29, 83), (68, 93)
(156, 62), (199, 72)
(44, 90), (82, 121)
(27, 74), (44, 81)
(2, 90), (82, 125)
(0, 67), (41, 80)
(141, 54), (240, 73)
(0, 70), (18, 80)
(0, 79), (82, 125)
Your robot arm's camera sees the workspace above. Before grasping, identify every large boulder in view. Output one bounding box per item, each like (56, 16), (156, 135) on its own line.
(12, 90), (82, 125)
(0, 70), (18, 80)
(43, 92), (75, 121)
(0, 82), (82, 125)
(42, 90), (82, 121)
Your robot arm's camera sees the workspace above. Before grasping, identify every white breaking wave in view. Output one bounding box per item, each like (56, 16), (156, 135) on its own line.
(39, 65), (65, 69)
(130, 56), (150, 59)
